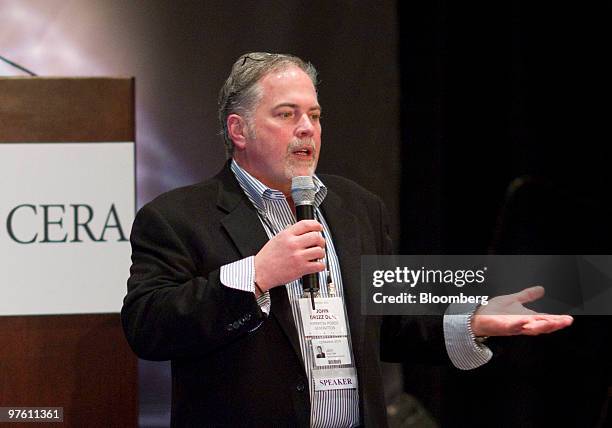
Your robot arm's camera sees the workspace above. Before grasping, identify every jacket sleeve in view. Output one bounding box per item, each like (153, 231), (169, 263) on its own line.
(120, 203), (265, 361)
(373, 196), (451, 365)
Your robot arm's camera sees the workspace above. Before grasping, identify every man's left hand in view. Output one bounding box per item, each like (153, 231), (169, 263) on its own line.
(471, 286), (574, 337)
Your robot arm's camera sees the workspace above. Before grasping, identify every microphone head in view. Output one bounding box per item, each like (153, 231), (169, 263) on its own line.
(291, 176), (316, 206)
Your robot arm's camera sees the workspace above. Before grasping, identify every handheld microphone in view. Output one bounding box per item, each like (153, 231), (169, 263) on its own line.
(291, 176), (319, 308)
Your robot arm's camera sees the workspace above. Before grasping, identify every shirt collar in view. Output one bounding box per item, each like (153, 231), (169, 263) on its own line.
(230, 159), (327, 213)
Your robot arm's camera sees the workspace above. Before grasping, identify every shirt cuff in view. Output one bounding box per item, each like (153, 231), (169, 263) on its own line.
(443, 303), (492, 370)
(220, 256), (270, 316)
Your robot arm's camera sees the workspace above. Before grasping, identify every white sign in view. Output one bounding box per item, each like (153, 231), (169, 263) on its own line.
(0, 142), (135, 315)
(313, 368), (358, 391)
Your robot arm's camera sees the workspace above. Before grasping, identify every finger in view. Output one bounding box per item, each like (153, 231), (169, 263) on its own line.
(301, 247), (326, 261)
(532, 314), (574, 323)
(521, 320), (569, 335)
(520, 320), (552, 335)
(512, 285), (545, 304)
(296, 231), (326, 249)
(521, 316), (573, 335)
(303, 260), (326, 275)
(291, 220), (323, 235)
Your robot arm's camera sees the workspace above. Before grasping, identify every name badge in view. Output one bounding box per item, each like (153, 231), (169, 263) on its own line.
(298, 297), (347, 337)
(312, 338), (352, 366)
(313, 368), (358, 391)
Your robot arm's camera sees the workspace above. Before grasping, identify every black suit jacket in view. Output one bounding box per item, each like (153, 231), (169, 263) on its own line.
(121, 164), (446, 427)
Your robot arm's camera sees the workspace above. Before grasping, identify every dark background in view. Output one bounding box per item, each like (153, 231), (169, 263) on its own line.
(400, 1), (611, 254)
(399, 2), (611, 426)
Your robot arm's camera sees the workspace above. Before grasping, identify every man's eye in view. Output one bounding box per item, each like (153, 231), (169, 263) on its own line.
(310, 113), (321, 121)
(278, 111), (293, 118)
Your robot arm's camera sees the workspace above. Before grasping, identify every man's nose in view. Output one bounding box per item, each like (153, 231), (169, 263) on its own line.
(295, 114), (315, 138)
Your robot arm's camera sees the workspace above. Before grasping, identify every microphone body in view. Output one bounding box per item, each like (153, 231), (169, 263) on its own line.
(295, 204), (319, 293)
(291, 177), (319, 295)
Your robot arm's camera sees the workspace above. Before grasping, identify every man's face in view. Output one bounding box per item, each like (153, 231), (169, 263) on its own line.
(235, 65), (322, 195)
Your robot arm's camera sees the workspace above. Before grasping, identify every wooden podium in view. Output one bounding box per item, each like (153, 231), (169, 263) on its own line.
(0, 78), (138, 427)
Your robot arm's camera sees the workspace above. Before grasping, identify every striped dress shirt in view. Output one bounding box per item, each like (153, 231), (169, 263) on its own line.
(221, 160), (359, 427)
(220, 160), (492, 427)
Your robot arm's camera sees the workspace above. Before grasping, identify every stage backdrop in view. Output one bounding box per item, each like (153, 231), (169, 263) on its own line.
(1, 1), (400, 426)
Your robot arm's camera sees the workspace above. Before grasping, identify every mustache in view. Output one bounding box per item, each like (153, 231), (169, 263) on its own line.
(287, 138), (316, 153)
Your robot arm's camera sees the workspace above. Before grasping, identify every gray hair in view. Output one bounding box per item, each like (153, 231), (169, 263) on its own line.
(218, 52), (318, 158)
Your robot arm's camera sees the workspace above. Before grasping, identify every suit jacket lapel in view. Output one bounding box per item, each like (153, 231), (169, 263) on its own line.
(216, 165), (305, 365)
(319, 189), (365, 376)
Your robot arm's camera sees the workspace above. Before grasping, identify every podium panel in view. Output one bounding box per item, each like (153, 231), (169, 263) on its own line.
(0, 78), (137, 427)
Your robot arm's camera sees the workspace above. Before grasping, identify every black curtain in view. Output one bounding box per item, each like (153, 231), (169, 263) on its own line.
(398, 2), (612, 426)
(399, 0), (611, 254)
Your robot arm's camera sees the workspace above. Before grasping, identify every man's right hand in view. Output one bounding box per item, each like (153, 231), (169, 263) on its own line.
(254, 220), (326, 294)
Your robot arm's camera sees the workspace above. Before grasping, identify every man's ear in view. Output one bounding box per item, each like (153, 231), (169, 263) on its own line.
(227, 114), (248, 151)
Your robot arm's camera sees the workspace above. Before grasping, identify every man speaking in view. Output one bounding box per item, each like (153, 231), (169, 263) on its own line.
(121, 52), (572, 427)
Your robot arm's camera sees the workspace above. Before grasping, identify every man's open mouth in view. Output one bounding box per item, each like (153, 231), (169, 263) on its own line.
(292, 147), (313, 157)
